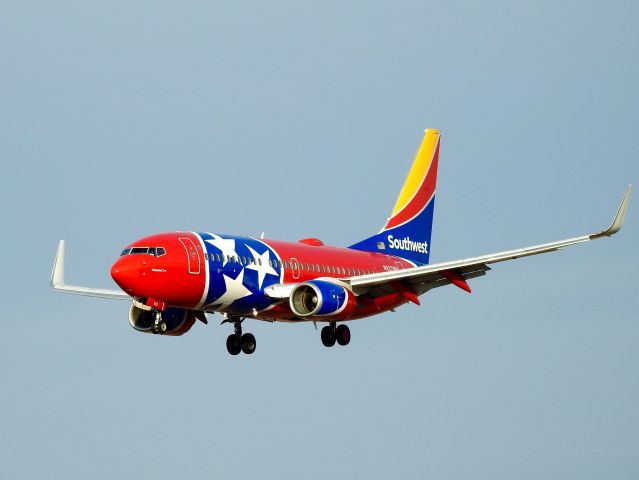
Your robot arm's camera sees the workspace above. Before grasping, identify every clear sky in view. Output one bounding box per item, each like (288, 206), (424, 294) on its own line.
(1, 1), (637, 478)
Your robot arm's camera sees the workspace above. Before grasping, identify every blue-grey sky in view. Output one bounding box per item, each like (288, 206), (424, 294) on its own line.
(1, 1), (637, 478)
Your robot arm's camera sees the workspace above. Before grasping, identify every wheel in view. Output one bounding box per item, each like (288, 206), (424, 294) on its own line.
(226, 334), (241, 355)
(336, 324), (350, 346)
(241, 333), (256, 354)
(321, 325), (336, 347)
(158, 321), (167, 334)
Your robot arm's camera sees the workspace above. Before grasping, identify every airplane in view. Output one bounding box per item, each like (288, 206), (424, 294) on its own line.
(50, 129), (632, 355)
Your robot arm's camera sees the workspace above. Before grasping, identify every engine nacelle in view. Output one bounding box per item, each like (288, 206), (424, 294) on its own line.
(129, 304), (196, 336)
(289, 280), (356, 318)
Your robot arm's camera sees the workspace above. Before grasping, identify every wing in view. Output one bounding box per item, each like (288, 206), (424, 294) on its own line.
(264, 185), (632, 300)
(50, 240), (131, 300)
(346, 185), (632, 294)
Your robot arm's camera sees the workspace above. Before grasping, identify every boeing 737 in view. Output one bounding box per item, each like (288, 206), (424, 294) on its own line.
(50, 130), (632, 355)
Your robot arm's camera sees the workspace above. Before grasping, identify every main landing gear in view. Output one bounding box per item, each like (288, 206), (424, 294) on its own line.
(321, 322), (350, 348)
(223, 316), (256, 356)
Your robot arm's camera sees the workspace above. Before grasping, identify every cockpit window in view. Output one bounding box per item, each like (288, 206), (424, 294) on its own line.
(121, 246), (166, 256)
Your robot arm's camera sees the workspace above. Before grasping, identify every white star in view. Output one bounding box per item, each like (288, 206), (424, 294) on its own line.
(210, 269), (252, 309)
(245, 245), (279, 289)
(205, 233), (236, 265)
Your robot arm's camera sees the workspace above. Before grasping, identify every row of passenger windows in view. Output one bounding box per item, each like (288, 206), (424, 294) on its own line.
(118, 247), (377, 276)
(120, 247), (166, 257)
(203, 252), (376, 276)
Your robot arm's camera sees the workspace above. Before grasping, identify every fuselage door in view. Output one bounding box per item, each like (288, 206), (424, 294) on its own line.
(178, 237), (201, 275)
(290, 257), (301, 280)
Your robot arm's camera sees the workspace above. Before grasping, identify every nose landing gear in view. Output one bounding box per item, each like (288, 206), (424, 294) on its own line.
(223, 316), (256, 355)
(321, 322), (350, 348)
(152, 311), (167, 334)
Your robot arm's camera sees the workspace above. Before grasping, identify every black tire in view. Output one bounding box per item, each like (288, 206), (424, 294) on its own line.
(336, 324), (350, 346)
(159, 321), (168, 334)
(241, 333), (256, 354)
(321, 326), (336, 347)
(226, 334), (241, 355)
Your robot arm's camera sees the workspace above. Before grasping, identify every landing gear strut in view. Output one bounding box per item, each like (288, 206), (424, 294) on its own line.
(321, 322), (350, 347)
(224, 316), (256, 355)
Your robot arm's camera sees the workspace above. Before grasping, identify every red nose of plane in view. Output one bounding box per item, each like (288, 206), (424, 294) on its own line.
(111, 256), (141, 294)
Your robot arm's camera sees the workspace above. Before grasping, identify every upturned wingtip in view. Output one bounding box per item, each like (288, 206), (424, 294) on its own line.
(591, 185), (632, 239)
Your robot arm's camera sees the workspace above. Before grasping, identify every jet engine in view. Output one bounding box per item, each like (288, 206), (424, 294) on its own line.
(129, 304), (196, 336)
(290, 280), (356, 317)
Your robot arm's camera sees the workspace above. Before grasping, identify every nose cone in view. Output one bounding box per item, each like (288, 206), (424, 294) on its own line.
(111, 257), (141, 294)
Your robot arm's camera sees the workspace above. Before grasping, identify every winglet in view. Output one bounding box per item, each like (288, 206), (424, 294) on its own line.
(51, 240), (65, 287)
(591, 185), (633, 239)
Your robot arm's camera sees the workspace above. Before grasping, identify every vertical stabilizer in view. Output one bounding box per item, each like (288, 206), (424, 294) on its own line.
(349, 129), (440, 265)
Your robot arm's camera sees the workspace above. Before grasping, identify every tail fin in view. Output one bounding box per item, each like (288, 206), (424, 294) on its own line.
(349, 129), (440, 265)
